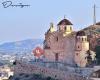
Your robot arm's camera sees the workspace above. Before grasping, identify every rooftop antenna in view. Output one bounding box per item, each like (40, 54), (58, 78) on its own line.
(64, 15), (66, 19)
(93, 4), (96, 25)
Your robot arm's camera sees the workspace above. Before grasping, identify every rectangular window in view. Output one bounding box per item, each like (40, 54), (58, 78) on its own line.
(76, 53), (78, 56)
(55, 53), (59, 61)
(56, 37), (58, 41)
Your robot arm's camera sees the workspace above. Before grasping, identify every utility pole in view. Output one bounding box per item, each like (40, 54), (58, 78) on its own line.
(93, 4), (96, 25)
(64, 15), (66, 19)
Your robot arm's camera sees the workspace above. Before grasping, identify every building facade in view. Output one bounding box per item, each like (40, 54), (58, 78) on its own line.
(44, 18), (96, 67)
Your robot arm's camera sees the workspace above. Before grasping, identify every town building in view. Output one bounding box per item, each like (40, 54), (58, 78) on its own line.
(0, 65), (14, 80)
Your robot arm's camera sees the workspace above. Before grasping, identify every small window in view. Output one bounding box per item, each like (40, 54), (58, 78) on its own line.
(78, 46), (80, 49)
(55, 53), (59, 61)
(64, 26), (66, 30)
(82, 38), (84, 41)
(85, 38), (87, 41)
(56, 37), (58, 41)
(70, 27), (72, 31)
(76, 53), (78, 56)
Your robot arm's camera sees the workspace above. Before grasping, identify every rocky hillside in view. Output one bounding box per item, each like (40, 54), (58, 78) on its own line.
(82, 22), (100, 64)
(82, 23), (100, 50)
(83, 23), (100, 35)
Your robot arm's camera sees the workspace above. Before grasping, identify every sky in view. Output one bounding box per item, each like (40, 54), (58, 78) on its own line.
(0, 0), (100, 44)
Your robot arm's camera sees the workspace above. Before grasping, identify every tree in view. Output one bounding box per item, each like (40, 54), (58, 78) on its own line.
(95, 46), (100, 65)
(86, 50), (96, 66)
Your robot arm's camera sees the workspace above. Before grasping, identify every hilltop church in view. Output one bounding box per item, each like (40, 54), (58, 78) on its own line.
(43, 18), (96, 67)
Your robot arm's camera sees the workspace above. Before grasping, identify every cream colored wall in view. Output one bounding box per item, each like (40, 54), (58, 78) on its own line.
(58, 25), (73, 36)
(81, 42), (89, 51)
(75, 51), (88, 67)
(58, 25), (72, 32)
(50, 26), (55, 33)
(76, 42), (89, 51)
(66, 25), (72, 32)
(63, 26), (72, 36)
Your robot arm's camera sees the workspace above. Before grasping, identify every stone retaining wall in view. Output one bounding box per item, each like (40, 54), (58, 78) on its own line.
(14, 61), (87, 80)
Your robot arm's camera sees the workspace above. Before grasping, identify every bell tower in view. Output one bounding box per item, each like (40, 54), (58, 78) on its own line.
(57, 18), (73, 36)
(74, 31), (89, 67)
(49, 22), (55, 33)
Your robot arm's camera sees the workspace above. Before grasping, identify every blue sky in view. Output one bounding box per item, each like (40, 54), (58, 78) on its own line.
(0, 0), (100, 44)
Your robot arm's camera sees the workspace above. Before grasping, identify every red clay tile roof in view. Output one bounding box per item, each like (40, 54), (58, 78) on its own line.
(57, 19), (73, 25)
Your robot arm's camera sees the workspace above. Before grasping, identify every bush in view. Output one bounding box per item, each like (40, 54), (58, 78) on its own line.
(19, 73), (24, 76)
(95, 46), (100, 64)
(13, 61), (16, 65)
(46, 76), (52, 80)
(9, 75), (13, 80)
(24, 74), (29, 78)
(33, 74), (42, 79)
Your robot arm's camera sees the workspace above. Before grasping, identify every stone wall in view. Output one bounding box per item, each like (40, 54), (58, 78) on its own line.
(44, 31), (76, 65)
(14, 61), (87, 80)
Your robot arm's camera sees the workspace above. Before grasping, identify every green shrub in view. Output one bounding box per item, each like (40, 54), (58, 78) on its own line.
(24, 74), (29, 78)
(95, 46), (100, 64)
(33, 74), (42, 79)
(13, 61), (16, 65)
(46, 76), (52, 80)
(19, 73), (24, 76)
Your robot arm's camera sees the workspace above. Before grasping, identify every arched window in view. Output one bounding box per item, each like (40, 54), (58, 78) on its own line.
(55, 53), (59, 61)
(76, 53), (78, 56)
(85, 38), (87, 41)
(78, 45), (80, 49)
(64, 26), (66, 30)
(70, 27), (72, 31)
(82, 38), (84, 41)
(56, 37), (58, 41)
